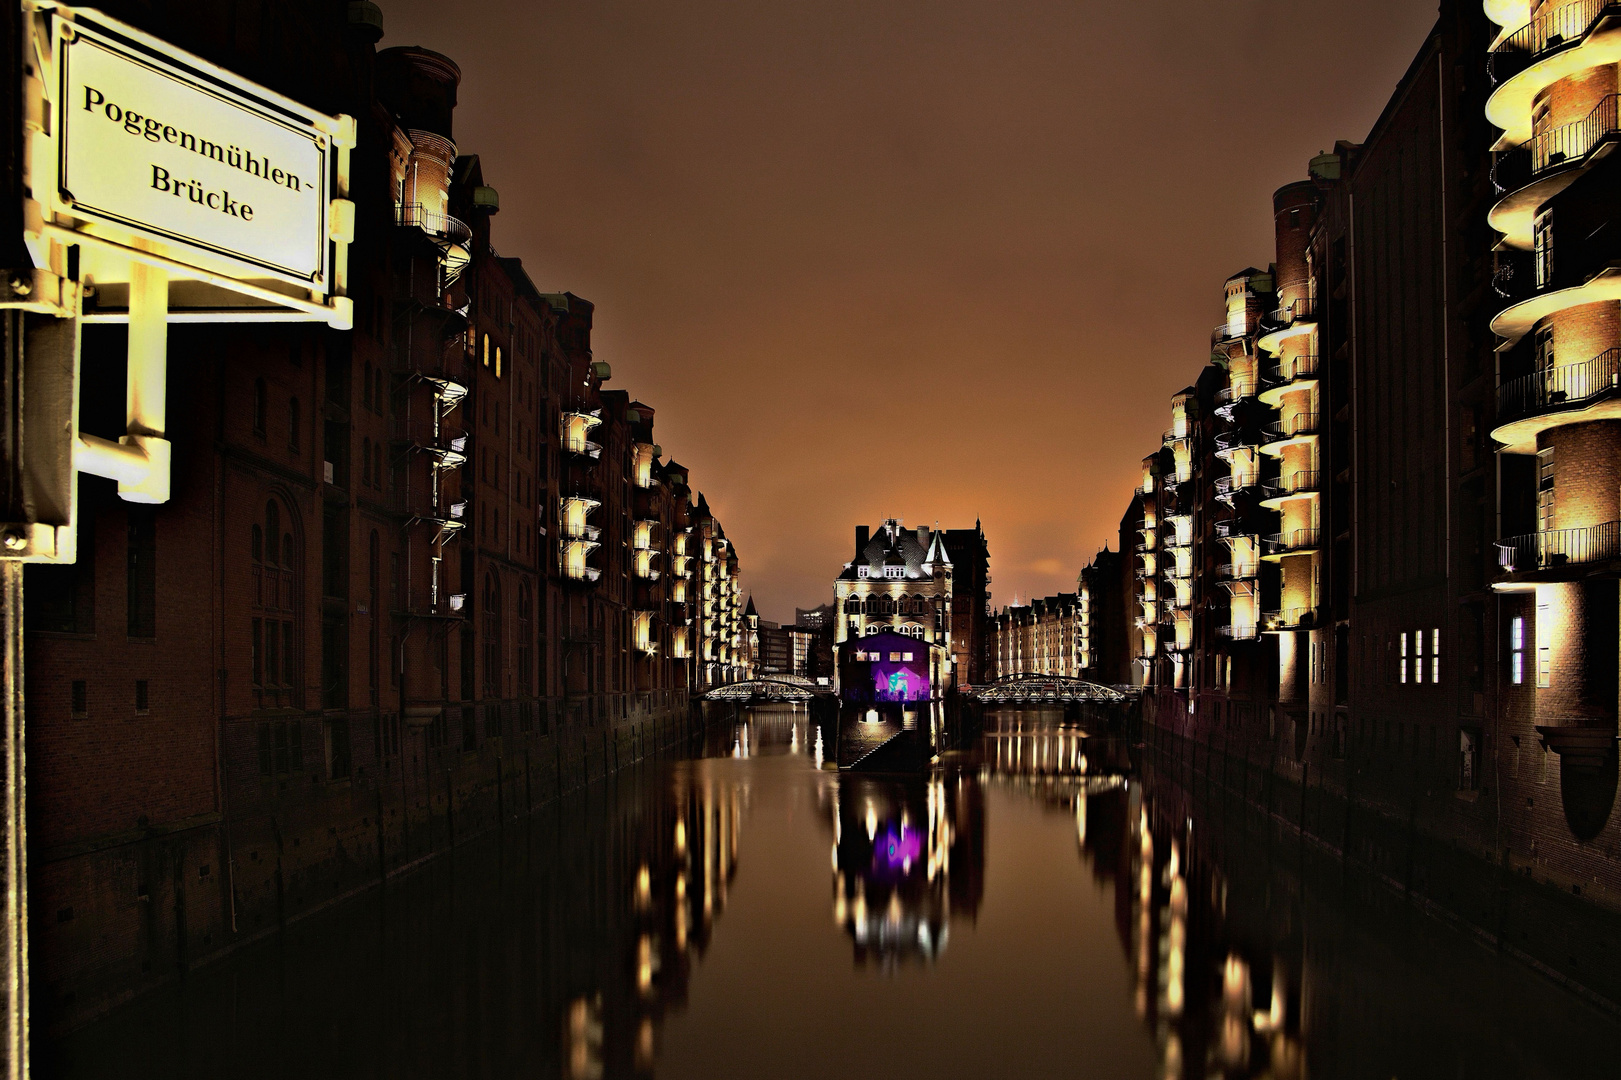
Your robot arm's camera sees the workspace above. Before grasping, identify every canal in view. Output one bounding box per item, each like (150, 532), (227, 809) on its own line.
(41, 705), (1621, 1079)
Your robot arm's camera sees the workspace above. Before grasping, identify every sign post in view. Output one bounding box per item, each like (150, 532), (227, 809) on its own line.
(0, 6), (358, 1071)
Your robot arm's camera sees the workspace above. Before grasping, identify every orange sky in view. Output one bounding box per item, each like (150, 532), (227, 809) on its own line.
(386, 0), (1440, 623)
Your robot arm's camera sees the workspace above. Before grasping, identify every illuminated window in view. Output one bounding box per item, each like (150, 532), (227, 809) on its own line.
(1431, 628), (1440, 684)
(857, 566), (869, 580)
(482, 334), (491, 367)
(1399, 632), (1408, 684)
(495, 346), (503, 379)
(884, 566), (904, 579)
(888, 652), (901, 662)
(1510, 616), (1525, 684)
(902, 652), (914, 662)
(1414, 631), (1425, 684)
(1537, 449), (1555, 533)
(1533, 210), (1554, 287)
(1536, 602), (1552, 687)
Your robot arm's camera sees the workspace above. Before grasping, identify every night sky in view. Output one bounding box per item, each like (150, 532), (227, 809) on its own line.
(385, 0), (1439, 621)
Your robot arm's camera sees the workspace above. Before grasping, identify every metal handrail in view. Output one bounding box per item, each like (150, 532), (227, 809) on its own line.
(1262, 415), (1319, 442)
(1496, 520), (1621, 571)
(395, 203), (472, 246)
(1163, 425), (1193, 445)
(1263, 354), (1320, 385)
(1498, 348), (1621, 423)
(1215, 381), (1256, 405)
(1263, 607), (1319, 630)
(1217, 625), (1260, 640)
(1217, 562), (1259, 580)
(1490, 1), (1621, 84)
(1493, 95), (1621, 193)
(1263, 528), (1321, 554)
(1215, 430), (1258, 453)
(1261, 470), (1321, 500)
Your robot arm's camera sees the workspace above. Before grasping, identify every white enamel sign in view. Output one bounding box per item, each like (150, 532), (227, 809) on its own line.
(56, 19), (331, 287)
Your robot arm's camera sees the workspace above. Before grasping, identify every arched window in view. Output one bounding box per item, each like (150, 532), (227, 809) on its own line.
(482, 571), (502, 699)
(361, 437), (372, 485)
(482, 333), (491, 368)
(252, 497), (300, 710)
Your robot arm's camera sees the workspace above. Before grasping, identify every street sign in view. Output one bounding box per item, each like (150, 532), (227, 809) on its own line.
(57, 19), (332, 289)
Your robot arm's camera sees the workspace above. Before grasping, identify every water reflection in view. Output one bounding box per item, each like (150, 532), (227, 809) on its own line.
(43, 705), (1621, 1080)
(822, 772), (984, 968)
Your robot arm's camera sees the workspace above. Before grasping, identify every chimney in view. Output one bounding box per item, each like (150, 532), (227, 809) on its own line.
(855, 525), (869, 555)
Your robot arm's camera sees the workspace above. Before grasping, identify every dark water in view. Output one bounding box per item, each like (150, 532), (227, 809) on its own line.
(43, 705), (1621, 1079)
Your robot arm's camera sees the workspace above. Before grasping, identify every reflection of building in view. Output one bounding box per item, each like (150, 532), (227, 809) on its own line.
(823, 771), (984, 967)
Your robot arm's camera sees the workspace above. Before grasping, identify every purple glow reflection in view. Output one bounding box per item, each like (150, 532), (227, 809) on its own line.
(874, 825), (922, 872)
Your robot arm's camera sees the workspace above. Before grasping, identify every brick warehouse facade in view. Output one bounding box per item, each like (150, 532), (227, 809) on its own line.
(1077, 0), (1621, 921)
(19, 2), (750, 1029)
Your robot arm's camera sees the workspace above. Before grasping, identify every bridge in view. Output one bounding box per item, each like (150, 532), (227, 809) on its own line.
(964, 674), (1133, 705)
(702, 675), (834, 702)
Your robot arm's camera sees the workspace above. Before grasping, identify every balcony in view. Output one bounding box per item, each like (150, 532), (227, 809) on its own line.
(1214, 519), (1255, 541)
(1213, 474), (1256, 504)
(1163, 425), (1193, 447)
(1495, 520), (1621, 576)
(1492, 348), (1621, 452)
(1217, 624), (1261, 641)
(1259, 470), (1321, 507)
(1487, 2), (1621, 133)
(396, 203), (472, 282)
(1490, 95), (1621, 249)
(1214, 429), (1259, 460)
(1211, 320), (1248, 347)
(1260, 414), (1319, 454)
(1257, 296), (1317, 354)
(1262, 608), (1321, 632)
(1216, 562), (1259, 581)
(1258, 354), (1320, 406)
(1262, 528), (1322, 559)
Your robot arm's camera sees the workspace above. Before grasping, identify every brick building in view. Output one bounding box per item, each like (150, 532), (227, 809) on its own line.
(21, 2), (746, 1027)
(1083, 0), (1621, 912)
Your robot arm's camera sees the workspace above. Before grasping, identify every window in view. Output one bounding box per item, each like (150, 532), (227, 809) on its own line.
(1431, 628), (1441, 684)
(1537, 448), (1555, 533)
(1535, 326), (1555, 374)
(1533, 210), (1553, 287)
(1399, 632), (1408, 684)
(126, 507), (156, 638)
(1536, 602), (1552, 687)
(1510, 616), (1525, 684)
(252, 377), (266, 435)
(1459, 729), (1479, 791)
(134, 679), (149, 714)
(70, 680), (87, 718)
(253, 499), (299, 709)
(518, 583), (533, 697)
(362, 362), (372, 409)
(257, 719), (304, 777)
(362, 437), (372, 485)
(1414, 631), (1425, 684)
(482, 334), (491, 368)
(885, 566), (904, 579)
(288, 397), (301, 452)
(495, 346), (503, 379)
(857, 566), (869, 580)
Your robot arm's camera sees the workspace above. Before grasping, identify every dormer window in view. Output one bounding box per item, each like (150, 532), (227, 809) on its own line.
(885, 566), (904, 579)
(857, 566), (870, 580)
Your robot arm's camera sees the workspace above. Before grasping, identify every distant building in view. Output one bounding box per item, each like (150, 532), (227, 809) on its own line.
(833, 519), (958, 693)
(989, 593), (1082, 680)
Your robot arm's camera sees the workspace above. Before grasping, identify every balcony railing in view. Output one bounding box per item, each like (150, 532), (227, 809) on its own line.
(1163, 425), (1193, 446)
(1217, 562), (1259, 581)
(1215, 430), (1258, 455)
(1215, 381), (1257, 407)
(1213, 474), (1253, 498)
(1262, 415), (1319, 443)
(1263, 354), (1320, 386)
(1212, 320), (1248, 345)
(1496, 520), (1621, 572)
(396, 203), (472, 247)
(1217, 625), (1261, 641)
(1495, 94), (1621, 197)
(1214, 519), (1254, 541)
(1263, 607), (1320, 631)
(1489, 1), (1621, 85)
(1498, 349), (1621, 425)
(562, 435), (602, 459)
(1263, 528), (1322, 556)
(1260, 470), (1321, 501)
